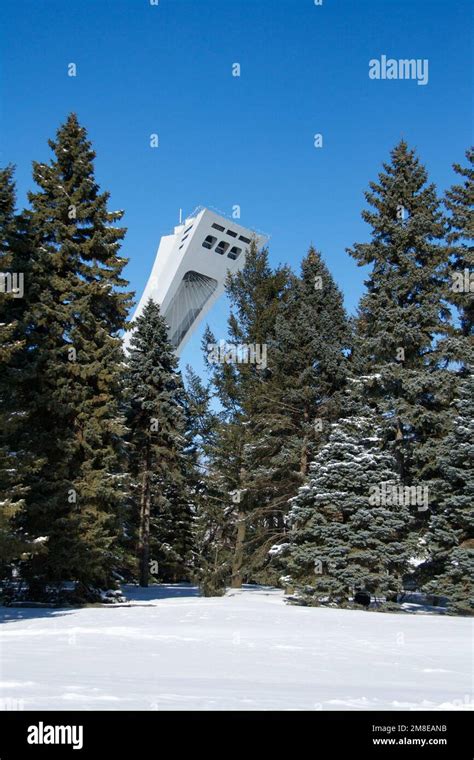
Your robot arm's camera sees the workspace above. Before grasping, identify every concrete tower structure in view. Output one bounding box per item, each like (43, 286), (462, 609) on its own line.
(125, 207), (268, 355)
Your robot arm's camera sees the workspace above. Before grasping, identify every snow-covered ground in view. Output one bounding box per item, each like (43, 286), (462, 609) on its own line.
(0, 585), (472, 711)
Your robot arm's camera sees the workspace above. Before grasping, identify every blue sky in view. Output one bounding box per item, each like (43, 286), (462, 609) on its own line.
(1, 0), (472, 377)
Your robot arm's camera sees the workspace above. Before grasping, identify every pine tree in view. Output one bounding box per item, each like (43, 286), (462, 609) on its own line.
(419, 147), (474, 615)
(444, 147), (473, 340)
(201, 325), (247, 591)
(0, 167), (23, 564)
(422, 373), (474, 614)
(0, 166), (37, 574)
(19, 114), (132, 599)
(347, 141), (453, 503)
(184, 366), (230, 595)
(202, 244), (291, 588)
(247, 247), (350, 580)
(126, 299), (193, 587)
(278, 384), (414, 607)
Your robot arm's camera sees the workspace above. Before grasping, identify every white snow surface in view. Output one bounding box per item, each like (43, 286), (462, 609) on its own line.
(1, 585), (472, 711)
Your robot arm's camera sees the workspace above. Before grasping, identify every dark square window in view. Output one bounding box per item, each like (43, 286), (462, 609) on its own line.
(202, 235), (217, 250)
(228, 246), (242, 260)
(215, 240), (230, 255)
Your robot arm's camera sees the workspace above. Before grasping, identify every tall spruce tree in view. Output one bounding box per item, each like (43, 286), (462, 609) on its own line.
(422, 372), (474, 614)
(200, 325), (249, 591)
(0, 166), (39, 574)
(202, 243), (291, 588)
(419, 147), (474, 614)
(126, 299), (193, 586)
(278, 382), (414, 607)
(19, 114), (132, 599)
(247, 247), (350, 581)
(444, 147), (473, 340)
(184, 366), (230, 595)
(347, 141), (453, 505)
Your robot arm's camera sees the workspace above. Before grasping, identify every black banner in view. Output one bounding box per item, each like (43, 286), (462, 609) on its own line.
(0, 711), (471, 758)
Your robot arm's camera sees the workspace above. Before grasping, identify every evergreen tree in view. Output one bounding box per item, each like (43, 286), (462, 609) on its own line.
(422, 372), (474, 614)
(278, 384), (413, 606)
(347, 141), (453, 501)
(184, 366), (230, 595)
(421, 146), (474, 615)
(126, 299), (193, 586)
(19, 114), (132, 599)
(200, 325), (248, 591)
(202, 244), (291, 588)
(0, 166), (37, 573)
(247, 247), (350, 580)
(444, 147), (473, 340)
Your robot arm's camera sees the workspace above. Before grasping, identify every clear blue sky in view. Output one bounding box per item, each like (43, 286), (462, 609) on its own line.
(1, 0), (472, 377)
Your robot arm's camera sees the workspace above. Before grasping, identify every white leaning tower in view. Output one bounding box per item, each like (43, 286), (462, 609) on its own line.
(125, 207), (268, 355)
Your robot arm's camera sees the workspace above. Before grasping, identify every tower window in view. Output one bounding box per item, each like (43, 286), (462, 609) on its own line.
(202, 235), (217, 250)
(239, 235), (251, 244)
(228, 246), (242, 260)
(226, 229), (237, 237)
(212, 222), (225, 232)
(215, 240), (229, 255)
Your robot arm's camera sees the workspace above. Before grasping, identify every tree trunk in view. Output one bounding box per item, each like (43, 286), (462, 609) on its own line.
(138, 444), (151, 587)
(300, 406), (309, 476)
(231, 509), (246, 588)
